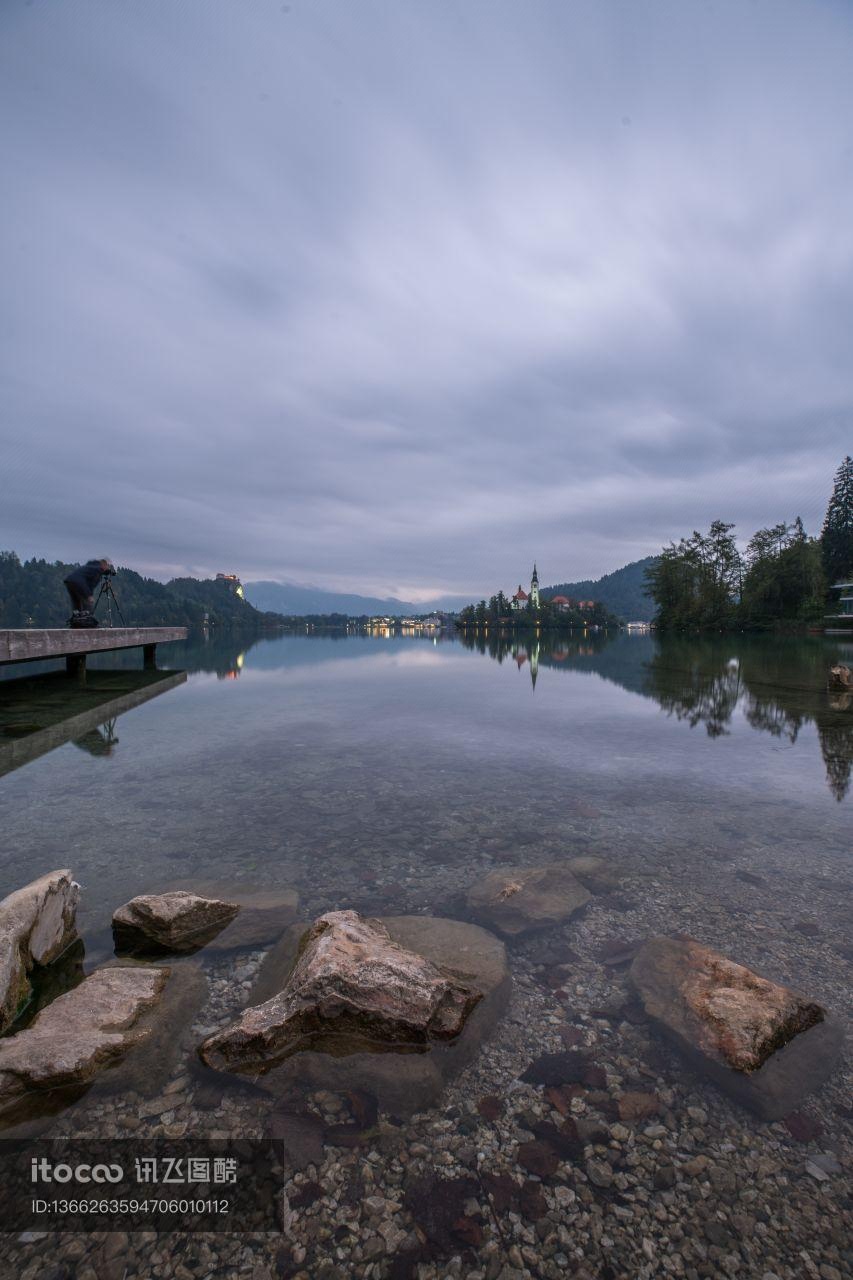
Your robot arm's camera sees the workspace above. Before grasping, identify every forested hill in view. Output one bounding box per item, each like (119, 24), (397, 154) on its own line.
(0, 552), (282, 630)
(544, 556), (658, 621)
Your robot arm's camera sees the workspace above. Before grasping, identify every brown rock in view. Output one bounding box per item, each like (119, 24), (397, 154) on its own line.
(467, 865), (591, 937)
(617, 1090), (659, 1122)
(0, 966), (168, 1127)
(0, 870), (79, 1031)
(631, 936), (844, 1119)
(112, 891), (239, 954)
(517, 1139), (559, 1178)
(477, 1094), (504, 1121)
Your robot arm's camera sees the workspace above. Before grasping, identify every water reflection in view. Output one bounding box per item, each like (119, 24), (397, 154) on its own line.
(459, 629), (853, 801)
(0, 670), (186, 778)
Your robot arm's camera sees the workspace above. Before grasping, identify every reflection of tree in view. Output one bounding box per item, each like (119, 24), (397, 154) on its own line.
(643, 637), (853, 800)
(819, 722), (852, 801)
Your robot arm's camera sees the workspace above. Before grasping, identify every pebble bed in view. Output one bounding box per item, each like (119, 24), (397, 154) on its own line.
(4, 842), (851, 1280)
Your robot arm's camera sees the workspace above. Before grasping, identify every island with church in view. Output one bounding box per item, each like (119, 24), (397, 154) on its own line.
(456, 564), (620, 634)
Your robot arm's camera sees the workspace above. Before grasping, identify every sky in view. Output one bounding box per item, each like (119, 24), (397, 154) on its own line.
(2, 0), (852, 602)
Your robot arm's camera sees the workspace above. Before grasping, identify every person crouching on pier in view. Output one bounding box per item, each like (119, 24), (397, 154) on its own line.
(63, 558), (113, 626)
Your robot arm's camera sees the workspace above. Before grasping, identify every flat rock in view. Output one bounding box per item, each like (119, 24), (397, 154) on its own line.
(631, 936), (844, 1119)
(113, 891), (239, 954)
(203, 913), (511, 1114)
(466, 865), (591, 937)
(0, 871), (79, 1032)
(566, 856), (621, 894)
(0, 966), (168, 1128)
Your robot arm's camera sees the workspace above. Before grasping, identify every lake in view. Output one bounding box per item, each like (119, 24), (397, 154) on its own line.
(1, 629), (851, 1277)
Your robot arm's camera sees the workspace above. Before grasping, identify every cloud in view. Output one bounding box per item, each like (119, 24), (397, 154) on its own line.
(1, 0), (852, 598)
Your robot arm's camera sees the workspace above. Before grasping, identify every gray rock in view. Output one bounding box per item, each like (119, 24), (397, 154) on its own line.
(112, 891), (239, 954)
(0, 870), (79, 1032)
(466, 865), (591, 937)
(0, 966), (168, 1128)
(203, 913), (511, 1114)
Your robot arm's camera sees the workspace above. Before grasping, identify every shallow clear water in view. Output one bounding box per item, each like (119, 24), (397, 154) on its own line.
(1, 630), (850, 922)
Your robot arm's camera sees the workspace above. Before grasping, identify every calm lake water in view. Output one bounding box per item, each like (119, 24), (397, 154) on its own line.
(1, 629), (850, 929)
(2, 629), (851, 1277)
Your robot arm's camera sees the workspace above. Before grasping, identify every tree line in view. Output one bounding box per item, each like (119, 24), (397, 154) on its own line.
(457, 592), (618, 630)
(645, 456), (853, 630)
(0, 553), (283, 630)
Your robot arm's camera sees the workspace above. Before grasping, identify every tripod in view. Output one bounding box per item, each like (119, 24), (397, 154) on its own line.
(93, 574), (127, 627)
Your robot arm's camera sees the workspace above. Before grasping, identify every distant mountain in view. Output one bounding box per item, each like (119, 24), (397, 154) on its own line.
(544, 556), (658, 621)
(245, 580), (427, 617)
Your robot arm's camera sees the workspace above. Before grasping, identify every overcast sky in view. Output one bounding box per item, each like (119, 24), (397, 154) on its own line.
(2, 1), (851, 600)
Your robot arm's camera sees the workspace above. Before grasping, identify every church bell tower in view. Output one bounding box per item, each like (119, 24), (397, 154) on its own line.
(530, 563), (540, 609)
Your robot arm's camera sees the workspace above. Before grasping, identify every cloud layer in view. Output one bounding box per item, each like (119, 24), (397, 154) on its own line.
(2, 0), (852, 598)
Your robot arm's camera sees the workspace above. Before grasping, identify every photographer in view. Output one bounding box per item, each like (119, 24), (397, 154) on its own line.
(63, 558), (114, 626)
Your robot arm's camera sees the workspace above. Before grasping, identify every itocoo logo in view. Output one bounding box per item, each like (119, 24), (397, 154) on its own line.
(31, 1158), (123, 1184)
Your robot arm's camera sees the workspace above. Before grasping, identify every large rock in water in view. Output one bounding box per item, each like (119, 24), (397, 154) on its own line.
(112, 891), (239, 954)
(631, 937), (844, 1119)
(0, 966), (168, 1128)
(200, 912), (510, 1114)
(0, 871), (79, 1032)
(467, 865), (591, 937)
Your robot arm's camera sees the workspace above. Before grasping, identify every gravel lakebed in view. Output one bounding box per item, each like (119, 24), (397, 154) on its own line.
(4, 836), (851, 1280)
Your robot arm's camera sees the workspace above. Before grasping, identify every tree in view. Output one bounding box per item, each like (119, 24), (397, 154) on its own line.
(646, 521), (742, 629)
(820, 455), (853, 584)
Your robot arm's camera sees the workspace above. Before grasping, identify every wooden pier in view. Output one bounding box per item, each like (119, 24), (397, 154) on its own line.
(0, 628), (187, 683)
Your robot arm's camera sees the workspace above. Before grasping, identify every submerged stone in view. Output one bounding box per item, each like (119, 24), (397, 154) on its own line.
(0, 870), (79, 1032)
(630, 936), (844, 1119)
(0, 966), (168, 1128)
(112, 890), (239, 954)
(203, 912), (510, 1114)
(466, 865), (591, 937)
(202, 909), (481, 1066)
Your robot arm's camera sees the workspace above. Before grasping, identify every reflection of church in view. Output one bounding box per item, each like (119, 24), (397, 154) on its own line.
(512, 564), (541, 611)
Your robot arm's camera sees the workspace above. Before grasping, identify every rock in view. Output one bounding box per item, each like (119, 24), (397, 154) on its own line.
(203, 910), (480, 1061)
(517, 1139), (560, 1178)
(783, 1111), (823, 1143)
(477, 1095), (504, 1121)
(566, 856), (621, 894)
(630, 936), (844, 1119)
(595, 937), (646, 967)
(617, 1091), (659, 1122)
(466, 866), (591, 937)
(828, 664), (851, 691)
(112, 891), (238, 954)
(0, 871), (80, 1032)
(0, 966), (168, 1127)
(201, 913), (510, 1114)
(585, 1158), (614, 1188)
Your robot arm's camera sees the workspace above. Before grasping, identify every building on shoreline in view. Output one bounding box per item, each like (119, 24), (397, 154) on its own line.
(512, 564), (540, 610)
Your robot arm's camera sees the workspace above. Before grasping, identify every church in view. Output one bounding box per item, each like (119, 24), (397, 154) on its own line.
(512, 564), (541, 611)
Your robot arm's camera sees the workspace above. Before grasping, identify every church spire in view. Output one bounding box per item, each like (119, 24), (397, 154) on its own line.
(530, 562), (540, 609)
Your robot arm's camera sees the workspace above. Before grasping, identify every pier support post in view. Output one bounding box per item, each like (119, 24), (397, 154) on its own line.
(143, 643), (157, 670)
(66, 654), (86, 685)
